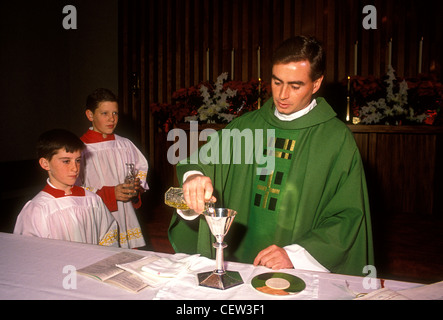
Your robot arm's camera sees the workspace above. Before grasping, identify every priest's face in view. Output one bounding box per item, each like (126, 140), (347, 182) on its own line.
(86, 101), (119, 137)
(39, 149), (82, 192)
(271, 61), (323, 115)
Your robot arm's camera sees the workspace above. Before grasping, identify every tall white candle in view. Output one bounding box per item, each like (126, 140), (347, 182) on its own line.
(418, 37), (423, 74)
(257, 46), (260, 79)
(388, 38), (392, 67)
(231, 48), (234, 80)
(207, 48), (210, 81)
(354, 41), (358, 76)
(346, 76), (351, 122)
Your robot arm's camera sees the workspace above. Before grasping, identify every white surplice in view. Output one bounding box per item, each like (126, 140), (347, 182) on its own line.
(78, 129), (149, 248)
(14, 182), (118, 246)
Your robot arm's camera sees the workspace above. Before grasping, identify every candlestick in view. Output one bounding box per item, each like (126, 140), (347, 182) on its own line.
(258, 78), (262, 109)
(418, 37), (423, 74)
(346, 76), (350, 122)
(207, 48), (210, 81)
(388, 38), (392, 68)
(231, 48), (234, 80)
(354, 41), (358, 76)
(257, 46), (260, 79)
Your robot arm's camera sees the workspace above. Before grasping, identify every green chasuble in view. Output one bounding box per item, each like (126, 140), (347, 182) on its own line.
(168, 97), (374, 276)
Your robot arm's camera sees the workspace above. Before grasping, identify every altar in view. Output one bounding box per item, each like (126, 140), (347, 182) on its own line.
(1, 232), (435, 302)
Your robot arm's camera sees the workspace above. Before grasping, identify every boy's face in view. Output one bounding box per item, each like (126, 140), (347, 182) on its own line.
(271, 60), (323, 115)
(39, 149), (82, 192)
(86, 101), (119, 137)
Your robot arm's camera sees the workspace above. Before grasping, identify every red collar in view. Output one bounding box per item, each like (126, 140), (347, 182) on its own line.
(42, 183), (85, 198)
(81, 129), (115, 143)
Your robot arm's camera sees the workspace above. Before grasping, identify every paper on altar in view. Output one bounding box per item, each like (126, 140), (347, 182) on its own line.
(354, 288), (410, 300)
(397, 281), (443, 300)
(352, 280), (443, 300)
(116, 253), (200, 288)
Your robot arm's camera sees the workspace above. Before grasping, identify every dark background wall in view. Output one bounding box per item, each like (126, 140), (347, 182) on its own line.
(0, 0), (119, 162)
(2, 0), (442, 171)
(0, 0), (119, 231)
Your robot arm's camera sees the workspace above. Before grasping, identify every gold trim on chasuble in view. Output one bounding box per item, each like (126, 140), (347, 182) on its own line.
(254, 137), (296, 212)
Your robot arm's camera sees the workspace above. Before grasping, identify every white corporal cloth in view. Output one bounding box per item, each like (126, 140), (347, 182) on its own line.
(116, 254), (200, 288)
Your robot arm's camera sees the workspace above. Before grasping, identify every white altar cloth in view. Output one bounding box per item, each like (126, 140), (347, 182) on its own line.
(0, 232), (422, 300)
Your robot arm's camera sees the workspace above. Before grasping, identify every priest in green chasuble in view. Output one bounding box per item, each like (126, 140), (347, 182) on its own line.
(168, 36), (374, 276)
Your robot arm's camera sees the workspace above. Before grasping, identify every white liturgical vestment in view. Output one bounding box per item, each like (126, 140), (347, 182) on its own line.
(78, 129), (149, 248)
(14, 182), (118, 246)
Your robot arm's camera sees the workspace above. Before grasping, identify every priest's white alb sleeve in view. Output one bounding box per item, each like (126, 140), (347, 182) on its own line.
(284, 244), (330, 273)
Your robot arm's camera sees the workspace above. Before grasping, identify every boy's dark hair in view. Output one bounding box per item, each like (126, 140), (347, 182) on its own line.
(272, 36), (325, 81)
(85, 88), (118, 112)
(37, 129), (85, 160)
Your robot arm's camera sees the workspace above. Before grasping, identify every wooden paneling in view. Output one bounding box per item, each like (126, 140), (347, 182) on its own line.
(350, 125), (443, 216)
(119, 0), (443, 193)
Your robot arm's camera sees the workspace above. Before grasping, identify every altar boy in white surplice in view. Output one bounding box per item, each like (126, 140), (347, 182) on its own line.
(14, 129), (118, 246)
(77, 88), (149, 248)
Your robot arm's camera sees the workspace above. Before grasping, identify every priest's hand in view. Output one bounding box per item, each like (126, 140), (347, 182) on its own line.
(253, 245), (294, 270)
(183, 174), (216, 214)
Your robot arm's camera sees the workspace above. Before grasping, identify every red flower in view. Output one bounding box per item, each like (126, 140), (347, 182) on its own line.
(424, 110), (437, 125)
(346, 71), (442, 125)
(151, 76), (271, 132)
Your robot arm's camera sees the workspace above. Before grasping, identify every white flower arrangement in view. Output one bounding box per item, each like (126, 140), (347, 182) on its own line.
(359, 66), (428, 125)
(185, 72), (238, 123)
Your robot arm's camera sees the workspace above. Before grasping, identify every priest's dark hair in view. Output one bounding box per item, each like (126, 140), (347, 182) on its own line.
(85, 88), (118, 112)
(37, 128), (85, 160)
(272, 36), (325, 81)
